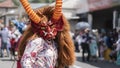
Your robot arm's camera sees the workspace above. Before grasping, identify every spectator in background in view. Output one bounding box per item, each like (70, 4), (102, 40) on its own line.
(0, 26), (9, 57)
(81, 28), (91, 62)
(98, 33), (107, 60)
(9, 25), (22, 60)
(73, 30), (81, 52)
(89, 36), (98, 62)
(104, 33), (113, 61)
(115, 37), (120, 65)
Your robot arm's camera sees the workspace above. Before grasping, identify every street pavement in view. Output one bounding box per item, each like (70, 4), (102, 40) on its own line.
(71, 52), (120, 68)
(0, 57), (16, 68)
(0, 52), (120, 68)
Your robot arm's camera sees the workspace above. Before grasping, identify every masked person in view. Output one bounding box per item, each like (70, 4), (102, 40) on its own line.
(17, 0), (75, 68)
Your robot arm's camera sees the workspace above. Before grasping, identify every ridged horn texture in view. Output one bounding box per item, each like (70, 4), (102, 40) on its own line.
(52, 0), (62, 21)
(20, 0), (41, 24)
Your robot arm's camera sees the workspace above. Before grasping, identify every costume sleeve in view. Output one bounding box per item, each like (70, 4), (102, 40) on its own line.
(21, 38), (43, 68)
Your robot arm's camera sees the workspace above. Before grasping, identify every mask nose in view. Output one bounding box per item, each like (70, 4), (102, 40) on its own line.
(47, 27), (51, 32)
(47, 26), (51, 33)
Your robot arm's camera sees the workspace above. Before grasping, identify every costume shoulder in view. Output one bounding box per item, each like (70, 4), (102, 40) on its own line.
(30, 38), (43, 45)
(24, 38), (44, 52)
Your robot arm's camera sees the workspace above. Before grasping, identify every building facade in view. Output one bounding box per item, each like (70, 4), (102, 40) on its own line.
(0, 0), (18, 26)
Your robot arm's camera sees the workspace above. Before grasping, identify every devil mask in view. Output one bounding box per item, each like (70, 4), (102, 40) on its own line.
(20, 0), (63, 40)
(31, 16), (64, 40)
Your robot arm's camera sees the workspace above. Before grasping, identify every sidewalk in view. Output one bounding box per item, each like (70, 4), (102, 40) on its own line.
(74, 52), (120, 68)
(0, 52), (120, 68)
(0, 57), (16, 68)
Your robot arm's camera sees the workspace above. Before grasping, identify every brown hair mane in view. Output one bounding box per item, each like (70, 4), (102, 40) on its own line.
(18, 6), (75, 68)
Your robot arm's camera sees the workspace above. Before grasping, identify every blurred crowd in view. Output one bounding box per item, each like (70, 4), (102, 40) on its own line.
(73, 27), (120, 65)
(0, 18), (120, 66)
(0, 18), (28, 60)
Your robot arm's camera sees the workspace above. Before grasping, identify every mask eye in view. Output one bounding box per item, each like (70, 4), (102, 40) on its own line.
(41, 27), (46, 30)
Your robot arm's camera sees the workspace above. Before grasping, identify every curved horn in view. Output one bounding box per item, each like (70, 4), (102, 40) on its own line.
(20, 0), (41, 24)
(52, 0), (62, 21)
